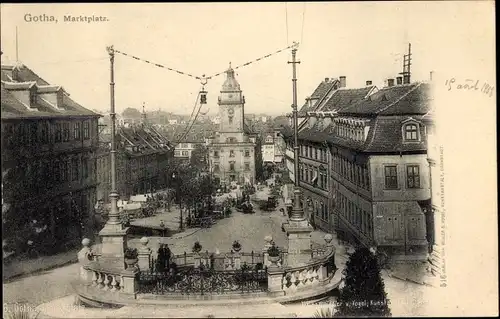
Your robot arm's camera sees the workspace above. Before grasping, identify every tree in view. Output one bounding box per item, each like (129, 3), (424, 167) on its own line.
(335, 247), (391, 317)
(190, 144), (208, 171)
(122, 107), (142, 119)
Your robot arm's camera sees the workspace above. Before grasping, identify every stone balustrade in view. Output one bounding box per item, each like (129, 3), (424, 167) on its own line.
(75, 233), (339, 306)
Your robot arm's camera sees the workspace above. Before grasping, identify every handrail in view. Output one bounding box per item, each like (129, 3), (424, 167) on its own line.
(84, 261), (126, 276)
(282, 246), (335, 272)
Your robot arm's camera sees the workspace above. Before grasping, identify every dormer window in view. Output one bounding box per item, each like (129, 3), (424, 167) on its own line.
(30, 92), (37, 105)
(403, 123), (419, 141)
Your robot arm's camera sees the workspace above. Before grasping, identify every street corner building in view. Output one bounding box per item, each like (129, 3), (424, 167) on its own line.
(207, 64), (262, 186)
(281, 75), (434, 261)
(1, 61), (101, 252)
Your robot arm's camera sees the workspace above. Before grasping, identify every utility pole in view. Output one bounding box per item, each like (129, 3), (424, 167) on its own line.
(287, 42), (305, 221)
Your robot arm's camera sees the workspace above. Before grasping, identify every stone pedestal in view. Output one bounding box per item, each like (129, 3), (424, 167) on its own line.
(98, 223), (129, 269)
(233, 253), (241, 269)
(283, 219), (314, 267)
(120, 268), (140, 295)
(137, 237), (152, 272)
(267, 267), (284, 293)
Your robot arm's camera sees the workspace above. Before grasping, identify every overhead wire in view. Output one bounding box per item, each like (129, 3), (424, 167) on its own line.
(176, 92), (204, 143)
(174, 90), (201, 142)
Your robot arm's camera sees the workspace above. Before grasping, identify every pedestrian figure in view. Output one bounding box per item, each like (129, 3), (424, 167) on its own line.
(156, 244), (166, 273)
(163, 244), (172, 271)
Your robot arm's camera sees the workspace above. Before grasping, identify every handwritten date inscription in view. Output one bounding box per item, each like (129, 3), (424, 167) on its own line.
(445, 78), (494, 98)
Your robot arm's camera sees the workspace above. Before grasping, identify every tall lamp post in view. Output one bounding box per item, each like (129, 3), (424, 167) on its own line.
(99, 45), (129, 267)
(288, 42), (305, 222)
(282, 41), (314, 267)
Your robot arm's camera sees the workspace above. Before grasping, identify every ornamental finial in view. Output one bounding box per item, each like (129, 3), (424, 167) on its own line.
(106, 45), (114, 56)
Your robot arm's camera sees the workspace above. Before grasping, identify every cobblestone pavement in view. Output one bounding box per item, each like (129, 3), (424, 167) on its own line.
(129, 205), (291, 256)
(3, 263), (80, 306)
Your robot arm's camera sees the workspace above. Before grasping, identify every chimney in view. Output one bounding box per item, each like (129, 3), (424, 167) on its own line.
(387, 78), (395, 87)
(324, 77), (329, 82)
(396, 76), (403, 85)
(339, 76), (346, 88)
(403, 75), (411, 84)
(366, 80), (373, 86)
(429, 71), (434, 81)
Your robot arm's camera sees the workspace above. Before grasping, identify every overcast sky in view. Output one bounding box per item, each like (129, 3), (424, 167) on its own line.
(0, 2), (495, 116)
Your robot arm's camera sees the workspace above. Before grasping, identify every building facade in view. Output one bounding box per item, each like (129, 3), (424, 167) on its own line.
(295, 81), (376, 233)
(282, 76), (432, 261)
(1, 62), (101, 252)
(208, 65), (259, 185)
(261, 128), (286, 164)
(329, 82), (432, 260)
(96, 123), (174, 202)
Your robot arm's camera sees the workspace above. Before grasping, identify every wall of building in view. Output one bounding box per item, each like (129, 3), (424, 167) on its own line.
(369, 154), (431, 202)
(262, 144), (275, 162)
(2, 117), (100, 249)
(209, 143), (256, 185)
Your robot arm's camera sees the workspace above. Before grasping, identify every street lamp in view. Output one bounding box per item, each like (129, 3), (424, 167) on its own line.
(288, 42), (305, 222)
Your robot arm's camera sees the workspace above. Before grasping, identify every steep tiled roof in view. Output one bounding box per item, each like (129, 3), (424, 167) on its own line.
(1, 64), (99, 119)
(297, 82), (431, 153)
(340, 82), (430, 115)
(298, 79), (338, 114)
(298, 122), (333, 144)
(322, 86), (375, 112)
(361, 116), (427, 152)
(117, 125), (172, 156)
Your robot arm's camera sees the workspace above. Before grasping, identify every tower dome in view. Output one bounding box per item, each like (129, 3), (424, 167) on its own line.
(221, 62), (241, 92)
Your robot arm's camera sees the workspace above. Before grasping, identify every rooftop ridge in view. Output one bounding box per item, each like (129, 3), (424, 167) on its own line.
(375, 82), (422, 115)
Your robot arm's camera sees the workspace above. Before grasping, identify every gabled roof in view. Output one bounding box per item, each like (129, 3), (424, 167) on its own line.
(339, 82), (430, 116)
(298, 79), (339, 115)
(297, 82), (432, 154)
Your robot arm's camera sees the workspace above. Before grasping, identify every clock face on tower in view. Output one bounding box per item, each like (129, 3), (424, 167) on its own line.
(228, 107), (234, 115)
(228, 93), (233, 98)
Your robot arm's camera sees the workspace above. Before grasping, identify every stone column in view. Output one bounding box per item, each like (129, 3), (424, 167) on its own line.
(194, 253), (201, 268)
(137, 237), (152, 272)
(77, 238), (95, 283)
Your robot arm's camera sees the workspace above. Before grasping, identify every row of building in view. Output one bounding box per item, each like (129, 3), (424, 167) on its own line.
(281, 75), (438, 262)
(1, 60), (176, 252)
